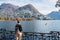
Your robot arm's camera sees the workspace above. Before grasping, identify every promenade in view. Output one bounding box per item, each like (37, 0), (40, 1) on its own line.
(0, 29), (60, 40)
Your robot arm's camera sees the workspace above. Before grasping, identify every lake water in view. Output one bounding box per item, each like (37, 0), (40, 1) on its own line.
(0, 20), (60, 33)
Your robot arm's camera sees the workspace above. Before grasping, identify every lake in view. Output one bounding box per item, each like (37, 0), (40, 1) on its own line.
(0, 20), (60, 33)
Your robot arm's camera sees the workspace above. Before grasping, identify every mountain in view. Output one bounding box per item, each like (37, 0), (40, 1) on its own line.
(16, 4), (53, 20)
(16, 4), (43, 18)
(47, 11), (60, 20)
(0, 3), (53, 20)
(0, 3), (19, 17)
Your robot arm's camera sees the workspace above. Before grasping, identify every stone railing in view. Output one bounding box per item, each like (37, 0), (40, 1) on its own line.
(0, 29), (15, 40)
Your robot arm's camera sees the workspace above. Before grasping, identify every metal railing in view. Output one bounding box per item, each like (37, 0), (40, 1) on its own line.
(0, 29), (60, 40)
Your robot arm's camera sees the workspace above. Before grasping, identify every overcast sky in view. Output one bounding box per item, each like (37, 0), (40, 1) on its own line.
(0, 0), (58, 15)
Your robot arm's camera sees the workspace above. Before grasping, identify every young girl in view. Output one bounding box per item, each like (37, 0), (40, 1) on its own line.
(15, 20), (22, 40)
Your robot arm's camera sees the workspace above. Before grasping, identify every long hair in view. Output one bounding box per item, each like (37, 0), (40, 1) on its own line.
(17, 20), (20, 23)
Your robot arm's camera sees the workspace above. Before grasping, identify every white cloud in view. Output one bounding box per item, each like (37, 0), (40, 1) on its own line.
(31, 0), (58, 15)
(39, 9), (58, 15)
(39, 10), (52, 15)
(50, 0), (57, 2)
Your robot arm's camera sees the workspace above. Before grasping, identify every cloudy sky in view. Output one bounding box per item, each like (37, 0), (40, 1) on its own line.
(0, 0), (58, 15)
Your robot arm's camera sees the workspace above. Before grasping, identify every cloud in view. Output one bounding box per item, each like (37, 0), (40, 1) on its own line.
(50, 0), (57, 2)
(39, 9), (58, 15)
(32, 0), (58, 15)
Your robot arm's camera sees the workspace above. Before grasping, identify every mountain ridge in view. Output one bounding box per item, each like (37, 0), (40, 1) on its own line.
(0, 3), (53, 20)
(47, 11), (60, 20)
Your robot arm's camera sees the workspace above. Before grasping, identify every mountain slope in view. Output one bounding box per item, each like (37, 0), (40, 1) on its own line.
(47, 11), (60, 20)
(0, 3), (19, 17)
(0, 3), (53, 20)
(16, 4), (53, 20)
